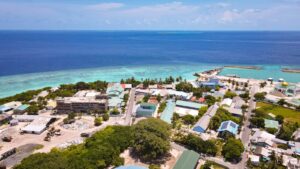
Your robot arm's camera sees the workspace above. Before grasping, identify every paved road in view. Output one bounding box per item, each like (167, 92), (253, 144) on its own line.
(237, 85), (258, 169)
(125, 88), (136, 125)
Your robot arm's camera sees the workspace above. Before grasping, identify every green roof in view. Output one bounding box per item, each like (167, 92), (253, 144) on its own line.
(173, 150), (200, 169)
(176, 100), (205, 110)
(264, 119), (279, 129)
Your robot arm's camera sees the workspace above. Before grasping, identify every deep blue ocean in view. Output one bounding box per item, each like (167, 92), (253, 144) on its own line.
(0, 31), (300, 98)
(0, 31), (300, 76)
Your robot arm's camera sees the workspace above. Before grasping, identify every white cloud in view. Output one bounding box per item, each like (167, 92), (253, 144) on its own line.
(86, 3), (124, 11)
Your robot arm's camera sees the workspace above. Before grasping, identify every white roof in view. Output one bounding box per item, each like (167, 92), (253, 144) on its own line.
(175, 107), (198, 117)
(249, 155), (260, 162)
(224, 107), (243, 116)
(21, 117), (52, 133)
(167, 90), (192, 99)
(251, 130), (276, 146)
(221, 98), (232, 106)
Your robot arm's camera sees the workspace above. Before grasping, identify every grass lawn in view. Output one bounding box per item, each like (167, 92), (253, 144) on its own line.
(256, 102), (300, 123)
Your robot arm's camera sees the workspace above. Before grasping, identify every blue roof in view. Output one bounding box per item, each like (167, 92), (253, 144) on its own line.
(160, 100), (175, 124)
(218, 120), (239, 135)
(16, 104), (29, 111)
(116, 165), (148, 169)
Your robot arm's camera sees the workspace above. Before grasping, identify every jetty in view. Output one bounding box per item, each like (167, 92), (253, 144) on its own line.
(224, 65), (261, 70)
(195, 67), (222, 77)
(282, 68), (300, 73)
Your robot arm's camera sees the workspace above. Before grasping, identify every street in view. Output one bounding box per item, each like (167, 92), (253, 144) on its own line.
(124, 88), (136, 125)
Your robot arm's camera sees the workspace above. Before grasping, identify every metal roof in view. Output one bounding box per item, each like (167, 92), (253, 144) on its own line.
(176, 100), (205, 110)
(116, 165), (148, 169)
(173, 150), (200, 169)
(160, 100), (175, 124)
(217, 120), (239, 135)
(264, 119), (279, 129)
(16, 104), (29, 111)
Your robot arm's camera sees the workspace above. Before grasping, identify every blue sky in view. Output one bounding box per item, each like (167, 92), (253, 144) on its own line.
(0, 0), (300, 30)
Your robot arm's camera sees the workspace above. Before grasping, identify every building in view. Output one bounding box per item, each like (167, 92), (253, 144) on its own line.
(293, 128), (300, 141)
(224, 107), (243, 117)
(21, 117), (54, 134)
(232, 96), (246, 109)
(192, 104), (219, 133)
(275, 83), (300, 97)
(14, 104), (29, 114)
(167, 90), (193, 100)
(106, 83), (125, 109)
(249, 155), (260, 166)
(160, 100), (175, 124)
(251, 130), (276, 147)
(175, 100), (206, 117)
(136, 103), (156, 117)
(221, 98), (233, 107)
(56, 96), (107, 114)
(173, 150), (200, 169)
(0, 114), (12, 125)
(15, 115), (55, 134)
(217, 120), (239, 136)
(264, 119), (279, 130)
(0, 105), (12, 114)
(254, 146), (271, 161)
(198, 77), (224, 89)
(176, 100), (205, 110)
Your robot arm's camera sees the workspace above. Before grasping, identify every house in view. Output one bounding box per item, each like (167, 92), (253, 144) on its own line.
(14, 104), (29, 114)
(249, 155), (260, 166)
(232, 96), (246, 109)
(168, 90), (193, 100)
(106, 83), (125, 109)
(136, 103), (156, 117)
(224, 107), (243, 117)
(293, 128), (300, 141)
(251, 130), (276, 147)
(264, 119), (279, 130)
(0, 114), (12, 125)
(217, 120), (239, 136)
(160, 100), (175, 124)
(221, 98), (233, 107)
(192, 104), (219, 133)
(20, 115), (55, 134)
(175, 100), (206, 117)
(176, 100), (205, 110)
(282, 155), (300, 169)
(173, 150), (200, 169)
(0, 105), (13, 114)
(198, 78), (224, 89)
(254, 146), (271, 161)
(121, 84), (132, 90)
(275, 82), (300, 97)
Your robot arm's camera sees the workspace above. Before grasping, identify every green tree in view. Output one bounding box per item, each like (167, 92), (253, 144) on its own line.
(224, 91), (237, 99)
(102, 113), (109, 121)
(222, 138), (244, 162)
(254, 92), (266, 101)
(275, 115), (284, 124)
(133, 118), (171, 160)
(94, 117), (103, 126)
(182, 115), (195, 125)
(149, 164), (160, 169)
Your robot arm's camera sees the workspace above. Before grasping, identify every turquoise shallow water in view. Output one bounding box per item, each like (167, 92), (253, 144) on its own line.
(0, 64), (299, 98)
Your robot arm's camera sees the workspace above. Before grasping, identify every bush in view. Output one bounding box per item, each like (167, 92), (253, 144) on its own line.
(254, 92), (266, 101)
(182, 115), (195, 125)
(102, 113), (109, 121)
(94, 117), (103, 126)
(266, 128), (278, 134)
(224, 91), (237, 99)
(111, 108), (120, 115)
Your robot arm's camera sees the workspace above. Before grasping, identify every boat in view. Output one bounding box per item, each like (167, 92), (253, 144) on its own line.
(267, 78), (273, 81)
(278, 78), (285, 82)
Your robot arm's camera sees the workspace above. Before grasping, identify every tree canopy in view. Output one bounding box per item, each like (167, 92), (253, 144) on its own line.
(222, 138), (244, 162)
(133, 118), (171, 160)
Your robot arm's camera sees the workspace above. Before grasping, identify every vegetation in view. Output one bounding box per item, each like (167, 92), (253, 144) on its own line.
(209, 108), (241, 130)
(14, 126), (133, 169)
(102, 113), (109, 121)
(176, 81), (194, 92)
(254, 92), (266, 101)
(224, 91), (237, 99)
(198, 106), (208, 118)
(222, 138), (244, 162)
(277, 122), (299, 141)
(174, 133), (217, 156)
(182, 115), (196, 125)
(94, 117), (103, 126)
(110, 108), (120, 115)
(143, 94), (150, 102)
(158, 101), (167, 113)
(256, 102), (300, 123)
(204, 95), (216, 106)
(63, 112), (76, 124)
(132, 118), (171, 161)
